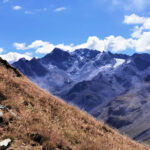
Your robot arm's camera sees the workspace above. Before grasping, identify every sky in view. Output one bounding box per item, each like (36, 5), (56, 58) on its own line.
(1, 0), (150, 62)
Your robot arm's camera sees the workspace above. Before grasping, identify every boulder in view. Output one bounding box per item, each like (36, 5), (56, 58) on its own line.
(0, 139), (11, 150)
(0, 110), (3, 117)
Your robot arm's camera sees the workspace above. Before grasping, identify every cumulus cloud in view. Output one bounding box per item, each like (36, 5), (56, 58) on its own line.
(55, 7), (66, 12)
(134, 32), (150, 52)
(13, 14), (150, 54)
(14, 40), (75, 54)
(124, 14), (150, 30)
(14, 43), (26, 50)
(13, 6), (22, 10)
(73, 36), (134, 52)
(0, 52), (32, 63)
(124, 14), (146, 24)
(104, 36), (134, 52)
(123, 14), (150, 52)
(14, 36), (135, 54)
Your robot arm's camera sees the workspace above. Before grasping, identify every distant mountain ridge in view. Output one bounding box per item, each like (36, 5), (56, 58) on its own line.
(13, 48), (130, 95)
(13, 48), (150, 144)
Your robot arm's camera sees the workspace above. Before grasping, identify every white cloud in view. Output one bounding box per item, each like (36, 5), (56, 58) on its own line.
(123, 14), (150, 52)
(124, 14), (150, 31)
(75, 36), (106, 51)
(72, 36), (133, 52)
(13, 36), (135, 54)
(124, 14), (146, 24)
(135, 32), (150, 52)
(14, 40), (75, 54)
(0, 48), (4, 53)
(13, 6), (22, 10)
(28, 40), (49, 49)
(124, 14), (150, 30)
(0, 52), (32, 63)
(104, 36), (134, 52)
(131, 26), (143, 38)
(55, 7), (66, 12)
(124, 14), (150, 35)
(12, 14), (150, 54)
(14, 43), (26, 50)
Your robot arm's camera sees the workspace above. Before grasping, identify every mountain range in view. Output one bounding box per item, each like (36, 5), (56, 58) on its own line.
(0, 56), (149, 149)
(13, 48), (150, 144)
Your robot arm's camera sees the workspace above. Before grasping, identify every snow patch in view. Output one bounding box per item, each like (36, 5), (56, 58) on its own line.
(114, 59), (125, 68)
(88, 64), (112, 79)
(126, 59), (131, 64)
(0, 139), (11, 147)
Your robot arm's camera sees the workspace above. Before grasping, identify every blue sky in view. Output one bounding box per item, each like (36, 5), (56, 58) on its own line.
(1, 0), (150, 62)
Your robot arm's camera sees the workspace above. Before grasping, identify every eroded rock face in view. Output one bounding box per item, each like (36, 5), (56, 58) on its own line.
(0, 139), (11, 150)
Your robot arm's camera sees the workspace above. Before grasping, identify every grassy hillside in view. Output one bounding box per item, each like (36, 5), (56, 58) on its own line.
(0, 58), (149, 150)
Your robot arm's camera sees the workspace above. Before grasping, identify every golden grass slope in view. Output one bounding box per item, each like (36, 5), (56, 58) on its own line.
(0, 58), (149, 150)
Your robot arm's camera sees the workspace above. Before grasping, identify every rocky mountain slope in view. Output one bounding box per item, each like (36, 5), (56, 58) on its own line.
(0, 57), (149, 149)
(13, 48), (131, 108)
(13, 48), (150, 144)
(92, 80), (150, 145)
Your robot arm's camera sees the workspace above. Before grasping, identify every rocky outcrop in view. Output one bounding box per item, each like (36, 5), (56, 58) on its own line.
(0, 139), (11, 150)
(0, 57), (22, 77)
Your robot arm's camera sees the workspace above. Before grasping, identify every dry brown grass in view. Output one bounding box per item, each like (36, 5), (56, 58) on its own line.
(0, 59), (149, 150)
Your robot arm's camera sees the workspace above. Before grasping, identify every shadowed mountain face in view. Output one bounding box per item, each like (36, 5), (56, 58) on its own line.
(13, 48), (150, 144)
(91, 80), (150, 144)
